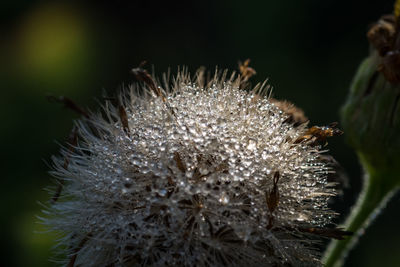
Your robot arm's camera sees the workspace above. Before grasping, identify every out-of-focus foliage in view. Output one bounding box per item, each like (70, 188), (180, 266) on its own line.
(1, 1), (399, 266)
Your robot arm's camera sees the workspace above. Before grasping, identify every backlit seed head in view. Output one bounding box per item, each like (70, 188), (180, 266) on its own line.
(45, 69), (340, 266)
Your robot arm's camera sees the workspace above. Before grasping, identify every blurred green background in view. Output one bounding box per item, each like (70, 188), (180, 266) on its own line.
(1, 0), (399, 266)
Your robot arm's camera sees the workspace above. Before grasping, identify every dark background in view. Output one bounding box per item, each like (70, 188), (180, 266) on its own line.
(1, 0), (399, 266)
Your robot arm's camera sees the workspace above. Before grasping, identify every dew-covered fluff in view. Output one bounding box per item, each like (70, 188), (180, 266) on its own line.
(45, 70), (338, 267)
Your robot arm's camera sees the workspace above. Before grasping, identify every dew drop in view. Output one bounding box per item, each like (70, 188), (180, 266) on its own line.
(219, 192), (230, 204)
(158, 189), (167, 197)
(246, 138), (257, 151)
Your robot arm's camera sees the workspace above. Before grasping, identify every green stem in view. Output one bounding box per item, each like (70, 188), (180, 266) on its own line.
(323, 155), (398, 267)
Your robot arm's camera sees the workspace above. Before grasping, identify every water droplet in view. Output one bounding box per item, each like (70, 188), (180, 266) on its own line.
(219, 192), (230, 204)
(246, 138), (257, 151)
(297, 213), (309, 221)
(158, 189), (167, 197)
(199, 166), (209, 175)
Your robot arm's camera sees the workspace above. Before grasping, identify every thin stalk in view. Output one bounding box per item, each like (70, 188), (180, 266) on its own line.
(323, 155), (399, 267)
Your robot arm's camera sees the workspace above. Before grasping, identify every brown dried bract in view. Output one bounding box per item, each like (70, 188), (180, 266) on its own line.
(367, 14), (400, 83)
(270, 99), (308, 127)
(47, 96), (90, 119)
(367, 14), (396, 56)
(174, 151), (186, 173)
(118, 104), (130, 136)
(132, 61), (166, 102)
(266, 171), (280, 213)
(238, 59), (256, 88)
(294, 122), (343, 146)
(266, 171), (280, 229)
(67, 233), (92, 267)
(102, 97), (131, 135)
(379, 50), (400, 83)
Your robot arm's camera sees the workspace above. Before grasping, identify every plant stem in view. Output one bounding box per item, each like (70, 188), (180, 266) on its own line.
(323, 155), (399, 267)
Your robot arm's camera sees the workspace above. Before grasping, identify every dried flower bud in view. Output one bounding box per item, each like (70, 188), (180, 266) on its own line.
(367, 14), (396, 57)
(342, 13), (400, 171)
(44, 70), (343, 266)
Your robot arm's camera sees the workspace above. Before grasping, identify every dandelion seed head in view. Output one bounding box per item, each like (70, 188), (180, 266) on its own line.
(46, 70), (337, 266)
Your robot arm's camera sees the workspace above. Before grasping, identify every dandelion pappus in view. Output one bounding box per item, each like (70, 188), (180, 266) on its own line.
(51, 128), (78, 203)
